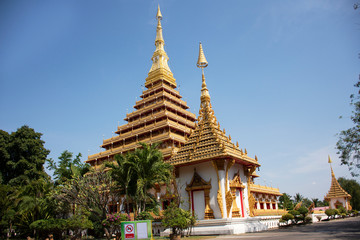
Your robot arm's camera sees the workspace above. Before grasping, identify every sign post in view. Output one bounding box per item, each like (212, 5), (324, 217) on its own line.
(121, 220), (153, 240)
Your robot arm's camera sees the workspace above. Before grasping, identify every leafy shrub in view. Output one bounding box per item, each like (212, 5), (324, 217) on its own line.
(102, 213), (127, 240)
(135, 211), (153, 221)
(162, 202), (196, 236)
(280, 213), (294, 225)
(288, 210), (300, 223)
(30, 219), (67, 240)
(337, 206), (346, 214)
(304, 216), (312, 224)
(325, 208), (340, 219)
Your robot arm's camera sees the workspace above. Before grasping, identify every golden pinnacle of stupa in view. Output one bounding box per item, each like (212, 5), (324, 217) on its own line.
(197, 42), (210, 103)
(156, 4), (162, 20)
(146, 5), (176, 88)
(197, 42), (208, 68)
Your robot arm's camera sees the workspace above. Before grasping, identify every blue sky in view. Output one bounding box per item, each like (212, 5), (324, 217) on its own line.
(1, 0), (359, 199)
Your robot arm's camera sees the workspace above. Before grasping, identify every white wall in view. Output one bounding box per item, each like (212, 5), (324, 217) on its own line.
(177, 161), (250, 220)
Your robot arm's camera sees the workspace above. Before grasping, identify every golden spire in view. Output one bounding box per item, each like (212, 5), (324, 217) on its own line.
(197, 42), (210, 103)
(325, 155), (351, 202)
(156, 5), (162, 20)
(146, 5), (176, 88)
(328, 155), (335, 177)
(197, 42), (208, 68)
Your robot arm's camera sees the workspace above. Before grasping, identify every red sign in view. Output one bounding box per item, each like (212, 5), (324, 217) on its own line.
(124, 223), (135, 239)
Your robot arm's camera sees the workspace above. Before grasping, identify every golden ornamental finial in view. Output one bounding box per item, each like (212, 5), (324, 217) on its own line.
(156, 5), (162, 20)
(328, 155), (332, 164)
(197, 42), (210, 103)
(197, 42), (208, 68)
(147, 5), (174, 84)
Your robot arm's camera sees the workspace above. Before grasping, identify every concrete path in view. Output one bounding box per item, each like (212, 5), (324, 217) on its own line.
(202, 216), (360, 240)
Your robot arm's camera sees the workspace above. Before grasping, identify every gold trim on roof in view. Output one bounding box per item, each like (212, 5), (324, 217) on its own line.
(249, 184), (282, 196)
(169, 43), (260, 167)
(325, 164), (351, 201)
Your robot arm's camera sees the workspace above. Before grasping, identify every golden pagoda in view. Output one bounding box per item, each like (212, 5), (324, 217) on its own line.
(86, 6), (196, 167)
(170, 43), (263, 220)
(169, 43), (259, 169)
(325, 156), (352, 210)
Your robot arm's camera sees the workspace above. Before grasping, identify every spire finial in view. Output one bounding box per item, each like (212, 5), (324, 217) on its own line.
(197, 42), (208, 69)
(197, 42), (210, 103)
(328, 155), (335, 177)
(146, 5), (175, 88)
(156, 5), (162, 20)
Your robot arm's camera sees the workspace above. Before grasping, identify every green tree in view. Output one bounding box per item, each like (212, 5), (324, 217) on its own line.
(294, 193), (304, 203)
(0, 184), (17, 239)
(56, 167), (116, 237)
(311, 198), (319, 207)
(0, 130), (10, 184)
(279, 193), (293, 210)
(302, 198), (312, 208)
(126, 142), (172, 213)
(162, 201), (196, 237)
(338, 177), (360, 210)
(0, 126), (50, 186)
(337, 80), (360, 176)
(15, 178), (56, 237)
(47, 150), (90, 186)
(105, 153), (135, 216)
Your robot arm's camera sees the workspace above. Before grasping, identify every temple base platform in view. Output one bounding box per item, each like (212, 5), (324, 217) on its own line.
(160, 217), (268, 236)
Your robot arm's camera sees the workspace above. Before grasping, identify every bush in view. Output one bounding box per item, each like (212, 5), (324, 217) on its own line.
(280, 213), (294, 225)
(102, 213), (127, 240)
(304, 216), (312, 224)
(337, 206), (346, 214)
(352, 210), (359, 216)
(30, 219), (67, 240)
(162, 202), (196, 236)
(288, 210), (301, 223)
(325, 208), (341, 219)
(135, 211), (154, 221)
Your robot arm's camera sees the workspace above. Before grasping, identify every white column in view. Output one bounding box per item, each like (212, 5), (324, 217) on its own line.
(218, 170), (227, 218)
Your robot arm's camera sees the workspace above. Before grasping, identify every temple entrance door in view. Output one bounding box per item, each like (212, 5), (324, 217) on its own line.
(236, 189), (245, 217)
(192, 190), (205, 220)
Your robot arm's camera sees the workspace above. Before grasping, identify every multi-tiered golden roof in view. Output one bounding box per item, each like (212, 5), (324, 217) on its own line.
(169, 43), (260, 169)
(86, 6), (196, 167)
(325, 157), (351, 201)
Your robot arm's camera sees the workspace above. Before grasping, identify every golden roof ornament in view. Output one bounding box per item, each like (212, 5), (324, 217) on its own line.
(156, 5), (162, 20)
(325, 155), (351, 201)
(197, 42), (208, 68)
(146, 5), (175, 87)
(197, 42), (210, 103)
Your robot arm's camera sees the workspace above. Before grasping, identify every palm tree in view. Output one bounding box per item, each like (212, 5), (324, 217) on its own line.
(127, 142), (173, 213)
(294, 193), (304, 203)
(16, 178), (55, 236)
(106, 153), (135, 216)
(311, 198), (319, 207)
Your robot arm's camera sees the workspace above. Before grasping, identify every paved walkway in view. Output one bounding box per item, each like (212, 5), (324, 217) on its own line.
(202, 216), (360, 240)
